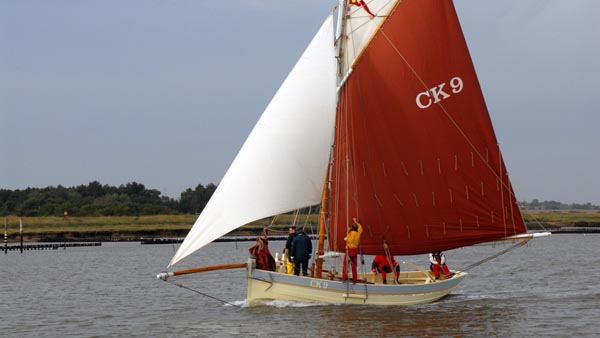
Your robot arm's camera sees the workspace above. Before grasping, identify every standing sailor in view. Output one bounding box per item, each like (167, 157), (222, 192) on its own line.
(290, 230), (312, 276)
(283, 226), (296, 274)
(342, 218), (363, 283)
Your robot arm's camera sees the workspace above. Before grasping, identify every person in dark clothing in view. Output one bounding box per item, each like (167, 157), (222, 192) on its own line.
(290, 230), (312, 276)
(283, 226), (296, 274)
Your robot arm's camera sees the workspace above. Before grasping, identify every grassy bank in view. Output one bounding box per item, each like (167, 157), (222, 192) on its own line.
(1, 210), (598, 242)
(0, 214), (318, 242)
(523, 210), (600, 229)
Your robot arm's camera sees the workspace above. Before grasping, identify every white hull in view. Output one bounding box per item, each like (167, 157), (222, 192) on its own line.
(246, 259), (467, 306)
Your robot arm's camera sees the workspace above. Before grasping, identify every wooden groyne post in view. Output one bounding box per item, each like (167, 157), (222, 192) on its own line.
(19, 217), (24, 254)
(4, 218), (7, 254)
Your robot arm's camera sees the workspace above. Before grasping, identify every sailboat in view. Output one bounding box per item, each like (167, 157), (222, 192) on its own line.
(158, 0), (550, 305)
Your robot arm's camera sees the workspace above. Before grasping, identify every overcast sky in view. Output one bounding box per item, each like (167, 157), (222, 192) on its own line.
(1, 0), (598, 204)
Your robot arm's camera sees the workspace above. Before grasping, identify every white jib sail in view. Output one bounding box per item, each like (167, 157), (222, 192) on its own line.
(338, 0), (398, 76)
(169, 15), (337, 266)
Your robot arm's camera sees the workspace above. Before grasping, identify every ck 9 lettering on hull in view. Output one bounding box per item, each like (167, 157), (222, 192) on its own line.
(416, 76), (463, 109)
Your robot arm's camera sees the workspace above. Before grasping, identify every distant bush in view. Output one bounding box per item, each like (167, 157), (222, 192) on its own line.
(519, 199), (599, 211)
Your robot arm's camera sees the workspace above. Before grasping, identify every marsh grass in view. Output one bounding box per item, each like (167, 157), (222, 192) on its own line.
(1, 215), (195, 234)
(1, 211), (597, 237)
(523, 210), (600, 227)
(1, 214), (320, 236)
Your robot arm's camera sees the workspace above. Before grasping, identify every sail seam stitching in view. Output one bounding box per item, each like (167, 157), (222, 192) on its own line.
(379, 29), (521, 203)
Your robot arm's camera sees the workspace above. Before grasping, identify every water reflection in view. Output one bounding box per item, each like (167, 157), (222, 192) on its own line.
(301, 297), (522, 338)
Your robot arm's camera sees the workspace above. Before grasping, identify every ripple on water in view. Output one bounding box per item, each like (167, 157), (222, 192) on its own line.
(3, 235), (599, 337)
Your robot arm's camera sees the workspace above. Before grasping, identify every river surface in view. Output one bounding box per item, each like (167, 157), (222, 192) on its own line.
(2, 234), (599, 337)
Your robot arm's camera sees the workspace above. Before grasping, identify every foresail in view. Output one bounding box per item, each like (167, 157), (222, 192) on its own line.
(329, 0), (527, 256)
(169, 15), (337, 266)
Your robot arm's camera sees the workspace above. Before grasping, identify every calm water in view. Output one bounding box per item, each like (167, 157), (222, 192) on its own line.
(1, 234), (599, 338)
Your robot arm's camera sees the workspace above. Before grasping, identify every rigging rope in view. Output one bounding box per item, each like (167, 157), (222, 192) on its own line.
(457, 239), (530, 273)
(263, 206), (320, 235)
(526, 213), (551, 232)
(303, 206), (314, 233)
(164, 280), (241, 308)
(383, 241), (399, 284)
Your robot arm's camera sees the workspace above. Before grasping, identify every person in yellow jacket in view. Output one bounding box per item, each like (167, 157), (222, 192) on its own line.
(341, 217), (363, 283)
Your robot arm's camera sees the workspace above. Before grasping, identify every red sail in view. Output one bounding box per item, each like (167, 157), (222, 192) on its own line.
(329, 0), (527, 256)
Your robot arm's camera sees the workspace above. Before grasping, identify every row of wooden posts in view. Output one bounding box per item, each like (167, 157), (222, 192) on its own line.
(4, 217), (24, 254)
(4, 217), (103, 254)
(4, 242), (102, 252)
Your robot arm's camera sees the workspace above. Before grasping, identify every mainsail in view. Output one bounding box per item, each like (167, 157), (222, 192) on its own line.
(169, 15), (337, 266)
(329, 0), (527, 255)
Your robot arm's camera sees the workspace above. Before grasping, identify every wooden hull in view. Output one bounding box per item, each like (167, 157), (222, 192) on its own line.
(246, 259), (467, 306)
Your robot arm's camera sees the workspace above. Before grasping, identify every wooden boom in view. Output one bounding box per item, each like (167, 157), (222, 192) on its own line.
(157, 262), (246, 281)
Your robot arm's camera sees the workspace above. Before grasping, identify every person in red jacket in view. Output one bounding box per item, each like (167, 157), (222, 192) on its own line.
(371, 255), (400, 284)
(248, 228), (276, 271)
(429, 252), (451, 279)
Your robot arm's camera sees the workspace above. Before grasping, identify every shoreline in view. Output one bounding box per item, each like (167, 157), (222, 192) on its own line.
(2, 227), (599, 244)
(2, 213), (599, 243)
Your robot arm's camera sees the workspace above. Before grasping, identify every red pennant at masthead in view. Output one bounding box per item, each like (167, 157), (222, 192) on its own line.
(350, 0), (375, 17)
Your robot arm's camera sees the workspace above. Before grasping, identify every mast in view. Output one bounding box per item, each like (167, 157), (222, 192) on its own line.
(335, 0), (348, 80)
(314, 0), (353, 279)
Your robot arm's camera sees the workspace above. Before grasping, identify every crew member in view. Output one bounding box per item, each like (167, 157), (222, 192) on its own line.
(429, 252), (451, 279)
(290, 230), (312, 276)
(341, 217), (363, 283)
(283, 226), (296, 274)
(371, 255), (400, 284)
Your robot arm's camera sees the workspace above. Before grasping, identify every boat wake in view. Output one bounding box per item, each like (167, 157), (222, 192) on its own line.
(227, 300), (249, 308)
(230, 299), (328, 308)
(263, 300), (328, 308)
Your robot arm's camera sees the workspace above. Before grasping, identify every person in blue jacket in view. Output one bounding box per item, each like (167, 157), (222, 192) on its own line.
(290, 230), (313, 276)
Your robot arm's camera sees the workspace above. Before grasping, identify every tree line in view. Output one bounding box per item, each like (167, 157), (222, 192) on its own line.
(0, 181), (216, 217)
(1, 181), (596, 217)
(519, 199), (599, 210)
